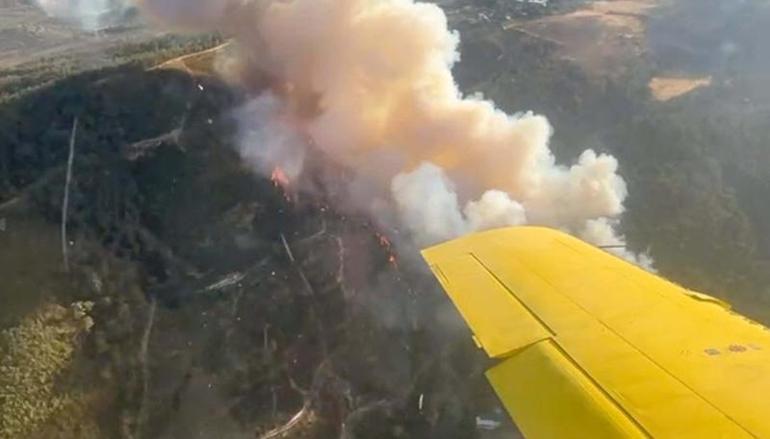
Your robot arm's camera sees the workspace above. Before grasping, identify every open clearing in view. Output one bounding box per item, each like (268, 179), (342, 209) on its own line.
(0, 3), (161, 70)
(649, 75), (712, 101)
(152, 41), (231, 76)
(505, 0), (659, 77)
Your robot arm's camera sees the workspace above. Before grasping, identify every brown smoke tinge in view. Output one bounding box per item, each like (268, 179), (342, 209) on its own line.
(139, 0), (649, 265)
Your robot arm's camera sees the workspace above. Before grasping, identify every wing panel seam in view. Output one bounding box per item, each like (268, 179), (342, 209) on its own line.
(492, 251), (757, 438)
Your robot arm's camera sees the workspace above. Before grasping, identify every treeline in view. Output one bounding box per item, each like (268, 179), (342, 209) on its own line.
(0, 33), (224, 103)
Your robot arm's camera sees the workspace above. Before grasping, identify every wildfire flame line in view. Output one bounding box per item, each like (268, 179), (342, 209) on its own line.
(271, 166), (293, 202)
(375, 232), (398, 268)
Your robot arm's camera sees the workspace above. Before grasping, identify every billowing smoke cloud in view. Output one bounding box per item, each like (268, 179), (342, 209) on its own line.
(391, 163), (470, 245)
(234, 93), (307, 181)
(391, 163), (527, 246)
(35, 0), (134, 30)
(138, 0), (649, 265)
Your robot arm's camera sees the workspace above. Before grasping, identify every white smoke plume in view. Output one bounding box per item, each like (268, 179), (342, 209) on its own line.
(137, 0), (649, 265)
(391, 163), (527, 246)
(234, 93), (307, 181)
(35, 0), (134, 30)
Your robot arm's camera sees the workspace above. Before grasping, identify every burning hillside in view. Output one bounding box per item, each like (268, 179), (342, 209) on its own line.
(0, 62), (517, 437)
(137, 0), (645, 265)
(8, 0), (770, 434)
(1, 0), (657, 437)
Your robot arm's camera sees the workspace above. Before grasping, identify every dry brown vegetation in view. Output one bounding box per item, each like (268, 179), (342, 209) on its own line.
(505, 0), (658, 77)
(152, 42), (232, 76)
(649, 76), (712, 101)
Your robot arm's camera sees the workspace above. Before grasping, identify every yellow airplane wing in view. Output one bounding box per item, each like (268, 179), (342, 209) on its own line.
(422, 227), (770, 438)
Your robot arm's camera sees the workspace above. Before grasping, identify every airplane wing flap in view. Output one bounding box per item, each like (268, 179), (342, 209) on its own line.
(425, 253), (552, 358)
(487, 339), (646, 439)
(423, 227), (767, 438)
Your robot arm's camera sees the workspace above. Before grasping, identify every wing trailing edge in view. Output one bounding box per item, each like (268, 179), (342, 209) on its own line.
(423, 227), (770, 438)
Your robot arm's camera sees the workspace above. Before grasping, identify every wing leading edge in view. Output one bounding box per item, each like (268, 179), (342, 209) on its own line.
(422, 227), (770, 438)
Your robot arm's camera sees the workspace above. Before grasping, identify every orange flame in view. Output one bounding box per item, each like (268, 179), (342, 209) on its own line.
(270, 166), (293, 202)
(271, 166), (290, 188)
(376, 232), (399, 268)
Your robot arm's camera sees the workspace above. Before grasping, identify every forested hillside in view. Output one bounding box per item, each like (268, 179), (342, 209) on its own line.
(3, 0), (770, 437)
